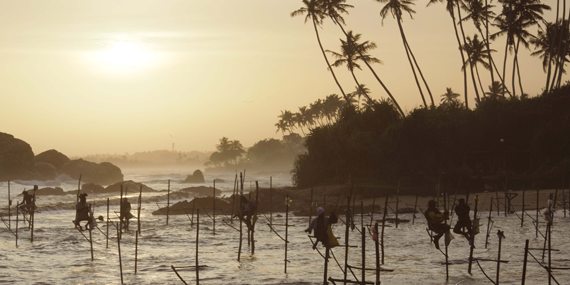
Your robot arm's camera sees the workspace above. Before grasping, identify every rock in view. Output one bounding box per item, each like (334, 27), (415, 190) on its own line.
(214, 178), (225, 183)
(34, 149), (70, 170)
(81, 183), (105, 194)
(0, 132), (37, 181)
(179, 186), (221, 197)
(152, 197), (230, 215)
(61, 159), (124, 185)
(181, 169), (205, 183)
(104, 180), (156, 194)
(34, 162), (58, 180)
(37, 187), (65, 196)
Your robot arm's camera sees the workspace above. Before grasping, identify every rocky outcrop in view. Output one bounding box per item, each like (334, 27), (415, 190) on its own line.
(61, 159), (124, 185)
(181, 169), (205, 183)
(80, 183), (105, 194)
(152, 197), (230, 215)
(104, 180), (156, 193)
(179, 186), (221, 197)
(34, 149), (70, 170)
(34, 162), (57, 180)
(0, 132), (36, 181)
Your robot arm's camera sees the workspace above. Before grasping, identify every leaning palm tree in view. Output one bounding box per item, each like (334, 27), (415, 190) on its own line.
(462, 35), (495, 99)
(531, 21), (570, 92)
(377, 0), (434, 108)
(327, 31), (405, 116)
(291, 0), (349, 102)
(428, 0), (470, 108)
(322, 1), (405, 116)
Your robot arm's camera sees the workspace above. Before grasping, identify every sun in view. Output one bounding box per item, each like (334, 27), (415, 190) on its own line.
(90, 41), (158, 74)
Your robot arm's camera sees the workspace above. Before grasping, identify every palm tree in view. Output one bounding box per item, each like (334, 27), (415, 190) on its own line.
(460, 0), (497, 85)
(327, 31), (405, 116)
(484, 81), (506, 99)
(440, 87), (460, 104)
(377, 0), (434, 108)
(291, 0), (349, 102)
(462, 35), (495, 99)
(321, 1), (405, 116)
(531, 21), (570, 92)
(428, 0), (470, 108)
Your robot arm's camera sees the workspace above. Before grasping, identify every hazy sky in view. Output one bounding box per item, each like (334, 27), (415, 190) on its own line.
(0, 0), (565, 156)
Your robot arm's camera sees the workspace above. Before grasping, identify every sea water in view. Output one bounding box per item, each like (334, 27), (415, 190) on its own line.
(0, 171), (569, 284)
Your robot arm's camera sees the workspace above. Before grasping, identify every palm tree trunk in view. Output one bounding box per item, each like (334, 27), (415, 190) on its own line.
(475, 64), (485, 98)
(312, 17), (349, 102)
(331, 17), (405, 116)
(456, 3), (480, 102)
(452, 12), (469, 109)
(556, 0), (568, 88)
(403, 38), (434, 107)
(513, 39), (524, 96)
(485, 0), (495, 84)
(511, 38), (520, 97)
(396, 15), (428, 108)
(502, 40), (510, 97)
(516, 52), (524, 97)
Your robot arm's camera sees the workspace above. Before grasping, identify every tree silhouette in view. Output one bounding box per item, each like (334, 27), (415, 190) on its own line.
(462, 35), (494, 98)
(291, 0), (349, 102)
(377, 0), (434, 108)
(531, 20), (570, 92)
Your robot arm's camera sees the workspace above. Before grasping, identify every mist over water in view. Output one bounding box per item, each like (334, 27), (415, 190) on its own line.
(0, 172), (569, 284)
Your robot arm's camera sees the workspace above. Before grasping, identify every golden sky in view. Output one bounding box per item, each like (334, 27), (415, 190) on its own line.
(0, 0), (564, 156)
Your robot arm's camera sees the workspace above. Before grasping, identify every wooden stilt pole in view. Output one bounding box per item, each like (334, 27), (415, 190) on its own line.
(252, 181), (259, 255)
(381, 195), (388, 264)
(106, 198), (109, 249)
(8, 180), (10, 230)
(238, 173), (243, 262)
(135, 230), (139, 274)
(361, 201), (364, 229)
(343, 195), (350, 285)
(196, 209), (200, 285)
(485, 197), (493, 249)
(166, 179), (170, 226)
(362, 226), (366, 284)
(213, 180), (216, 236)
(535, 187), (539, 238)
(120, 185), (123, 239)
(324, 246), (329, 285)
(270, 177), (273, 225)
(521, 239), (529, 285)
(375, 222), (380, 285)
(31, 185), (36, 242)
(285, 194), (289, 274)
(396, 180), (401, 228)
(89, 203), (94, 261)
(231, 173), (237, 224)
(563, 186), (566, 218)
(495, 186), (500, 217)
(117, 223), (124, 285)
(138, 185), (142, 236)
(15, 201), (18, 248)
(412, 194), (418, 225)
(522, 186), (525, 227)
(191, 198), (196, 227)
(546, 223), (552, 285)
(496, 231), (504, 285)
(468, 195), (478, 274)
(370, 193), (376, 227)
(443, 192), (449, 281)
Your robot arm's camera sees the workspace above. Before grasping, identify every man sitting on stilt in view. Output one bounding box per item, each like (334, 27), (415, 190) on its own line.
(425, 200), (450, 250)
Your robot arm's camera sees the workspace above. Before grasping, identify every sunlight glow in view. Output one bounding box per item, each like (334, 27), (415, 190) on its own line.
(90, 41), (159, 74)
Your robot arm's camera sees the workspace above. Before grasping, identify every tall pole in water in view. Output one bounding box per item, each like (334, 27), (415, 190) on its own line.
(31, 185), (36, 242)
(166, 179), (170, 226)
(270, 177), (273, 225)
(285, 195), (289, 274)
(106, 198), (109, 249)
(138, 185), (142, 236)
(196, 209), (200, 285)
(343, 195), (350, 284)
(8, 180), (10, 230)
(237, 173), (243, 262)
(213, 180), (216, 235)
(468, 195), (479, 274)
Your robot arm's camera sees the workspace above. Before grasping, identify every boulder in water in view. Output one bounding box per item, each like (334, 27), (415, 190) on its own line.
(181, 169), (205, 183)
(34, 149), (70, 170)
(152, 197), (230, 215)
(35, 162), (58, 180)
(61, 159), (124, 185)
(104, 180), (156, 194)
(0, 132), (37, 181)
(80, 183), (105, 194)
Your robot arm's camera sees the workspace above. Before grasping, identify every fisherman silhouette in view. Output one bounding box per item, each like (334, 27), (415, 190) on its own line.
(305, 207), (338, 249)
(453, 198), (473, 243)
(73, 193), (92, 231)
(120, 197), (134, 231)
(424, 200), (450, 250)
